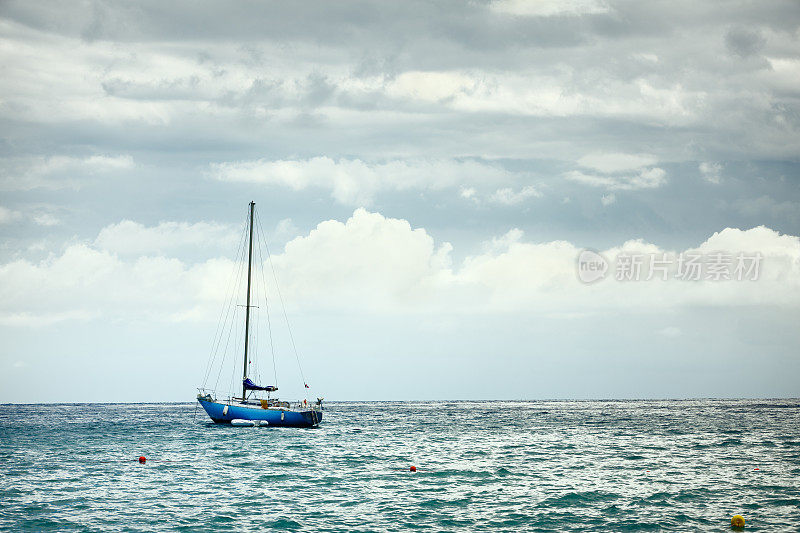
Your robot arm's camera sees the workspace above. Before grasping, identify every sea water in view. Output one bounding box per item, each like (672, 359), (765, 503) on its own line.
(1, 400), (799, 532)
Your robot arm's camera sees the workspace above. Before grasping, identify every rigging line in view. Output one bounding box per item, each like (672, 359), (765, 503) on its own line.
(219, 206), (254, 394)
(214, 287), (241, 393)
(254, 252), (267, 388)
(252, 304), (257, 383)
(249, 244), (262, 387)
(226, 205), (259, 398)
(250, 264), (258, 383)
(202, 215), (250, 388)
(202, 218), (247, 387)
(256, 211), (307, 388)
(229, 304), (243, 399)
(210, 214), (248, 360)
(254, 233), (267, 388)
(204, 265), (248, 391)
(253, 303), (261, 385)
(254, 210), (278, 387)
(213, 304), (234, 392)
(214, 230), (249, 392)
(254, 211), (278, 386)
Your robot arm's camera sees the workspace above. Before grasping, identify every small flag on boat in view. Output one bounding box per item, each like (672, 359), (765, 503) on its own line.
(304, 383), (310, 388)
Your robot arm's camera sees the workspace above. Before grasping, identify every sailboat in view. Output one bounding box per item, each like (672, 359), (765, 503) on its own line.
(196, 201), (322, 427)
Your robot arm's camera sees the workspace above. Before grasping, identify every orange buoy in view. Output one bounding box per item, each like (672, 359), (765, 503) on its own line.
(731, 515), (745, 529)
(138, 456), (146, 464)
(410, 466), (417, 472)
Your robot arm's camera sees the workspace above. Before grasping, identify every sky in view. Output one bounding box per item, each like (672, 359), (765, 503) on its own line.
(1, 0), (799, 402)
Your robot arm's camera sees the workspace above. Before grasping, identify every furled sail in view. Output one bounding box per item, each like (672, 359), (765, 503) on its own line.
(243, 378), (277, 392)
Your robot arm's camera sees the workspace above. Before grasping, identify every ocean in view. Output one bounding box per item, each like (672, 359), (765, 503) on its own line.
(1, 400), (799, 531)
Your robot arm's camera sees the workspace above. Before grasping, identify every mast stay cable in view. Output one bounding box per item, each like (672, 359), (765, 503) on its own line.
(214, 213), (250, 394)
(255, 210), (308, 391)
(202, 215), (249, 389)
(254, 210), (278, 390)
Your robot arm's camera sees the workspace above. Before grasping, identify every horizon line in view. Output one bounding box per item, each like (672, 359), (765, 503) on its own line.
(2, 396), (799, 406)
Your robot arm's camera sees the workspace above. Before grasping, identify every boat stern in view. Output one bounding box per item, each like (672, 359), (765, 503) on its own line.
(301, 409), (323, 427)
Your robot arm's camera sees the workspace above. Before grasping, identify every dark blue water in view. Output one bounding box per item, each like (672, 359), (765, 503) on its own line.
(1, 400), (799, 531)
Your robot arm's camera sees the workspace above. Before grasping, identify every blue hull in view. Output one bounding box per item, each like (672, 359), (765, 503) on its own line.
(198, 398), (322, 427)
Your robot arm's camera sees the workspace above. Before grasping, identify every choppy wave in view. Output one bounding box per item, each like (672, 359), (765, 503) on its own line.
(1, 399), (799, 531)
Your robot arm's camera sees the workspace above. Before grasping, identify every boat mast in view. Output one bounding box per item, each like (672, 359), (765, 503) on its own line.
(242, 201), (255, 400)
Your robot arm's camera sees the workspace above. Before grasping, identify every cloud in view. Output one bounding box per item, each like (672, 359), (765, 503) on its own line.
(0, 206), (23, 224)
(33, 213), (61, 227)
(490, 0), (609, 17)
(578, 153), (658, 174)
(734, 195), (800, 224)
(272, 218), (299, 243)
(490, 185), (541, 205)
(565, 152), (667, 191)
(460, 187), (477, 200)
(657, 326), (682, 337)
(699, 162), (722, 184)
(565, 167), (666, 190)
(0, 155), (134, 191)
(0, 205), (61, 226)
(601, 193), (616, 206)
(210, 157), (516, 205)
(725, 27), (766, 58)
(0, 243), (236, 325)
(268, 209), (454, 309)
(94, 220), (238, 256)
(2, 210), (798, 325)
(2, 2), (799, 175)
(697, 226), (800, 259)
(381, 70), (703, 125)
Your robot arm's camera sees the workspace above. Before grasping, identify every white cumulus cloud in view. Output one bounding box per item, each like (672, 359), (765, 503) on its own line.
(1, 210), (798, 325)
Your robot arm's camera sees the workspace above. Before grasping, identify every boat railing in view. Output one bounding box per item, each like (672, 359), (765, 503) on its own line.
(197, 388), (322, 411)
(196, 388), (219, 399)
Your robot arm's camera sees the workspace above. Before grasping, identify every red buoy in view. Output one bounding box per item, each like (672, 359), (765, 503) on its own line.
(410, 466), (417, 472)
(139, 456), (146, 464)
